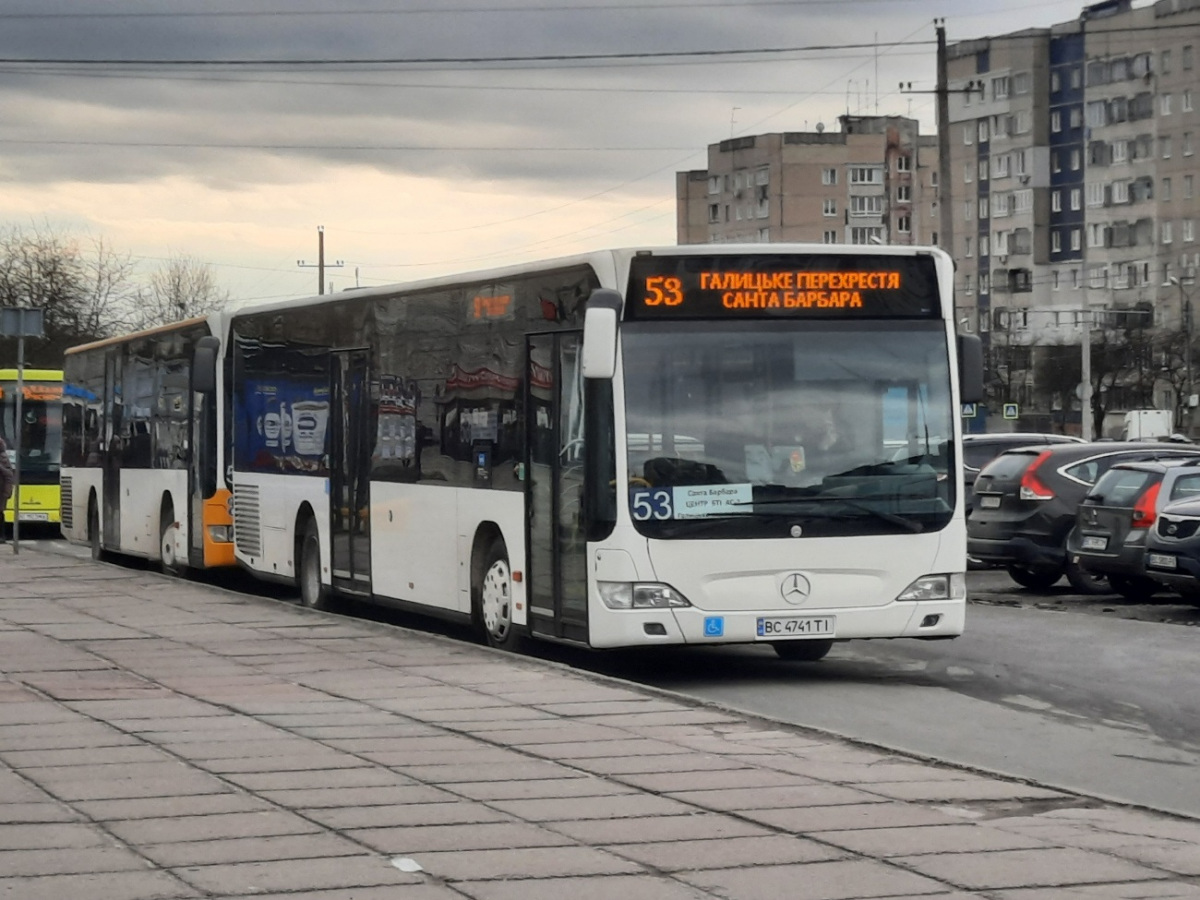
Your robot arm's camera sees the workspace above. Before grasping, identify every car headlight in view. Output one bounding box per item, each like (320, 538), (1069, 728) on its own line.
(597, 582), (692, 609)
(897, 573), (966, 602)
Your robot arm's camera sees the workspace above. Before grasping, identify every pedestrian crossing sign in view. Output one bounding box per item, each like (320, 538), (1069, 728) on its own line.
(961, 403), (978, 418)
(1003, 403), (1019, 419)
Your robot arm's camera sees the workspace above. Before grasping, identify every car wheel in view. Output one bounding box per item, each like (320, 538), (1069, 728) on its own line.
(1005, 563), (1063, 590)
(1064, 556), (1110, 595)
(773, 639), (834, 662)
(1106, 574), (1160, 602)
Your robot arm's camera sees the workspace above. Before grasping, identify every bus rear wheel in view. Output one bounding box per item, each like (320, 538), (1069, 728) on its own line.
(159, 505), (186, 578)
(298, 518), (332, 611)
(773, 639), (833, 662)
(475, 538), (522, 651)
(88, 501), (104, 562)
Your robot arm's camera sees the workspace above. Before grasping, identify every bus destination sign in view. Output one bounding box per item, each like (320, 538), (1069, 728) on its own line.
(626, 254), (941, 319)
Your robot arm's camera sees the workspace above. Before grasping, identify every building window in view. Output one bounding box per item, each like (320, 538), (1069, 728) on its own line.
(1014, 111), (1031, 134)
(992, 76), (1009, 100)
(994, 154), (1010, 178)
(1162, 93), (1173, 116)
(708, 204), (719, 223)
(979, 159), (989, 181)
(897, 215), (911, 233)
(1071, 67), (1082, 89)
(1053, 270), (1060, 290)
(964, 274), (973, 294)
(1185, 133), (1194, 157)
(980, 273), (990, 295)
(850, 195), (884, 216)
(707, 176), (721, 195)
(1111, 181), (1129, 204)
(1014, 189), (1032, 213)
(758, 227), (770, 241)
(1163, 221), (1174, 244)
(1052, 190), (1062, 212)
(1162, 50), (1172, 75)
(1071, 229), (1082, 251)
(822, 168), (837, 185)
(1052, 231), (1062, 253)
(1071, 149), (1081, 171)
(1088, 223), (1105, 247)
(823, 199), (837, 216)
(980, 235), (990, 256)
(1051, 70), (1061, 92)
(1086, 182), (1104, 207)
(1185, 45), (1194, 70)
(964, 200), (975, 221)
(1051, 110), (1062, 133)
(1162, 137), (1172, 159)
(963, 124), (974, 145)
(1186, 220), (1196, 243)
(849, 167), (882, 185)
(964, 161), (974, 184)
(1164, 177), (1172, 201)
(1052, 151), (1061, 173)
(1086, 100), (1107, 128)
(755, 166), (769, 185)
(823, 230), (838, 244)
(896, 185), (911, 202)
(1071, 107), (1082, 128)
(1112, 140), (1128, 163)
(978, 119), (989, 142)
(850, 227), (883, 244)
(965, 236), (973, 257)
(994, 192), (1010, 217)
(979, 197), (990, 218)
(896, 155), (912, 172)
(1186, 175), (1195, 200)
(1070, 188), (1082, 210)
(1185, 90), (1195, 112)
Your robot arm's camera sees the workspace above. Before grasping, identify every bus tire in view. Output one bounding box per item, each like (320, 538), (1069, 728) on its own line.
(159, 503), (187, 578)
(773, 639), (833, 662)
(88, 499), (104, 562)
(475, 537), (522, 651)
(298, 518), (332, 610)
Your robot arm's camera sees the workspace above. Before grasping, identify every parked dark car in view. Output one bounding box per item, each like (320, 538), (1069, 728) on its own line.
(1066, 458), (1200, 600)
(967, 442), (1200, 593)
(1142, 496), (1200, 606)
(963, 432), (1085, 514)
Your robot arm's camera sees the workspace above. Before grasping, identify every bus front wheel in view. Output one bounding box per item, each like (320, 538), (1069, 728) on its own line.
(475, 538), (522, 651)
(298, 519), (332, 610)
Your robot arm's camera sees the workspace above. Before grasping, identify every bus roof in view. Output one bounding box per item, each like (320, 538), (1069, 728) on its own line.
(228, 243), (951, 321)
(63, 315), (215, 356)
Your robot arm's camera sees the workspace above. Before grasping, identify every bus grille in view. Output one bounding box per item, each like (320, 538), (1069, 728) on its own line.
(233, 485), (263, 557)
(60, 477), (73, 530)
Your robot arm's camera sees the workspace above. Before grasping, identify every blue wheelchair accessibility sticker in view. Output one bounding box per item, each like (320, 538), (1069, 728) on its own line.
(703, 617), (725, 637)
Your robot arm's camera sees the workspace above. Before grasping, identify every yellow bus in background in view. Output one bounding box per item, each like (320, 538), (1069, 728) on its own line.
(0, 368), (63, 529)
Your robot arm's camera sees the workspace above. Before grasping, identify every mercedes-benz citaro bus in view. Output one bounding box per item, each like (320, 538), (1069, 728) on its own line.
(224, 244), (983, 660)
(59, 317), (235, 574)
(1, 368), (64, 530)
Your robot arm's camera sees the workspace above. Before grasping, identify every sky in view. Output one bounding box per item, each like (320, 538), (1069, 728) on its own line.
(0, 0), (1098, 306)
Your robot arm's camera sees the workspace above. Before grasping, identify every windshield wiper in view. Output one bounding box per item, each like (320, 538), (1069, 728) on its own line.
(736, 494), (925, 533)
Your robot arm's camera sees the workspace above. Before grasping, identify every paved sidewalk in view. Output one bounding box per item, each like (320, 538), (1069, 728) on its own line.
(2, 549), (1200, 900)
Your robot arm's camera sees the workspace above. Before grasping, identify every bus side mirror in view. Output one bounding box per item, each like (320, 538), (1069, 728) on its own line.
(957, 332), (984, 404)
(192, 337), (219, 394)
(582, 289), (622, 380)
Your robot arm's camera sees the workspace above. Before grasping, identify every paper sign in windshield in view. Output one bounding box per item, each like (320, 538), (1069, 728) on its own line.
(673, 484), (753, 519)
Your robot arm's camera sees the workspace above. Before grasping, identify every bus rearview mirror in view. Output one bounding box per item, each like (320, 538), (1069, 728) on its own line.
(957, 332), (984, 404)
(582, 290), (621, 379)
(192, 337), (219, 394)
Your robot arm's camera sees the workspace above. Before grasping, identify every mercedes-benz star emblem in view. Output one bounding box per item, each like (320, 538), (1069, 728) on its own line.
(780, 573), (811, 605)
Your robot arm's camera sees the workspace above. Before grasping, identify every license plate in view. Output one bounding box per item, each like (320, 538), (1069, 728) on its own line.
(756, 616), (835, 639)
(1147, 552), (1177, 570)
(1081, 535), (1108, 551)
(979, 496), (1001, 509)
(19, 512), (50, 522)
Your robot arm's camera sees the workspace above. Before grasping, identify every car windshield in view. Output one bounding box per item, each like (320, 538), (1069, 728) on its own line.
(621, 320), (955, 538)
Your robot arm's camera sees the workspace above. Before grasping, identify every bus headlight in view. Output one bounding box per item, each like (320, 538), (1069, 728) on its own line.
(598, 582), (692, 609)
(207, 525), (234, 544)
(897, 573), (966, 602)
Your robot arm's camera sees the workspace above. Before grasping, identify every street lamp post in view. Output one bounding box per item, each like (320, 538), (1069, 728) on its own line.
(1170, 276), (1194, 435)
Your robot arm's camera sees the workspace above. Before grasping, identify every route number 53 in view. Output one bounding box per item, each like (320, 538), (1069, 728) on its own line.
(630, 488), (673, 520)
(644, 276), (684, 306)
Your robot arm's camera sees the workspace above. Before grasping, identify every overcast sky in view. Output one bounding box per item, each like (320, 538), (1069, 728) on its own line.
(0, 0), (1095, 304)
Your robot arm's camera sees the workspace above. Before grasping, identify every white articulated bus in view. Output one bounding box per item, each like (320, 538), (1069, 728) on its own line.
(227, 244), (982, 658)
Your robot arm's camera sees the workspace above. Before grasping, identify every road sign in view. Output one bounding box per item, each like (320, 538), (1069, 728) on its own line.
(1003, 403), (1019, 420)
(961, 402), (978, 418)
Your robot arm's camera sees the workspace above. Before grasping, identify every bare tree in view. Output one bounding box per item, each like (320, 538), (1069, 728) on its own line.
(0, 224), (136, 367)
(132, 254), (229, 330)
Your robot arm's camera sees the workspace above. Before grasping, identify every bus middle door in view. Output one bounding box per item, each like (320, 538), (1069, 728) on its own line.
(329, 349), (372, 598)
(525, 332), (588, 643)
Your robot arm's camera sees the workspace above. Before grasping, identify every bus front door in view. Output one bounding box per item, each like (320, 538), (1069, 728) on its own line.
(525, 333), (588, 643)
(329, 349), (372, 598)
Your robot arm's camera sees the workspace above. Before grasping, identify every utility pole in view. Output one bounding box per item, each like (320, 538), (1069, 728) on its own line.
(935, 20), (952, 255)
(297, 226), (344, 295)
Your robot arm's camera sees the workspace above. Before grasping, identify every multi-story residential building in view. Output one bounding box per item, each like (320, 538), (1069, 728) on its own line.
(676, 115), (939, 247)
(948, 0), (1200, 428)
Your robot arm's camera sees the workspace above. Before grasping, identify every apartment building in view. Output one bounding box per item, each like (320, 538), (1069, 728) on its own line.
(676, 116), (939, 247)
(947, 0), (1200, 420)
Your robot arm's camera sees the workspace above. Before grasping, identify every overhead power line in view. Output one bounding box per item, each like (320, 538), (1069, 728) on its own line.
(0, 40), (933, 68)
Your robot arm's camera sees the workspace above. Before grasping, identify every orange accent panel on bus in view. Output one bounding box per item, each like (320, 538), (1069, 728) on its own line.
(202, 489), (236, 568)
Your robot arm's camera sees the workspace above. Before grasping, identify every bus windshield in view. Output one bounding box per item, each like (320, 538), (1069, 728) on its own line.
(1, 382), (63, 482)
(621, 320), (955, 538)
